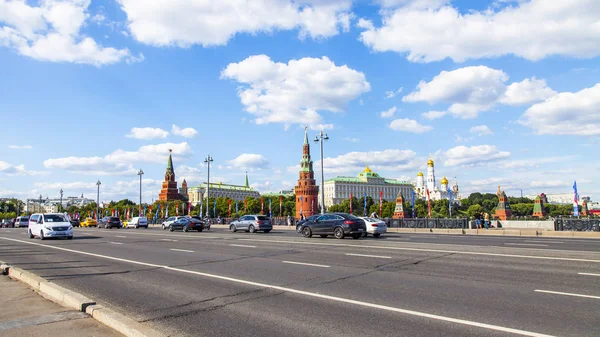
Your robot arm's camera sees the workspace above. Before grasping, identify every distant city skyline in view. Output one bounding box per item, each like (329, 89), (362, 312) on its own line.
(1, 0), (598, 203)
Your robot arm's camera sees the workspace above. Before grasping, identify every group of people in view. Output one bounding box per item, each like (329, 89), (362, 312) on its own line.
(474, 212), (491, 229)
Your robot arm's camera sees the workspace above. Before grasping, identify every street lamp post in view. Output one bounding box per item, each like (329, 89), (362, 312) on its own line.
(314, 130), (329, 215)
(204, 156), (213, 218)
(96, 180), (101, 220)
(137, 169), (144, 216)
(59, 189), (63, 213)
(39, 195), (42, 213)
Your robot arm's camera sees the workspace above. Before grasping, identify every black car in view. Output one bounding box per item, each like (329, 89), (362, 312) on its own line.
(170, 218), (204, 232)
(99, 216), (122, 229)
(296, 215), (319, 233)
(191, 216), (210, 230)
(70, 219), (80, 227)
(300, 213), (366, 239)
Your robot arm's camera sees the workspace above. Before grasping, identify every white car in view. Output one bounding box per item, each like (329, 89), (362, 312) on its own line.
(127, 216), (149, 228)
(360, 217), (387, 238)
(161, 216), (186, 230)
(28, 213), (73, 240)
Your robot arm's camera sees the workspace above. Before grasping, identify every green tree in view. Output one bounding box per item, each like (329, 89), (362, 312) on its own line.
(466, 204), (484, 217)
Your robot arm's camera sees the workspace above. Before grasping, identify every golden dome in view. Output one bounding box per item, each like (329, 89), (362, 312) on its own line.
(364, 165), (372, 173)
(440, 177), (448, 185)
(427, 158), (434, 166)
(417, 172), (424, 177)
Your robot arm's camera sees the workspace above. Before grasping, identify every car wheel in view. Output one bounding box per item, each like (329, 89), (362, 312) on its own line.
(40, 231), (45, 241)
(183, 226), (189, 232)
(249, 225), (256, 233)
(230, 225), (237, 232)
(162, 224), (166, 230)
(319, 234), (328, 238)
(28, 229), (34, 239)
(302, 227), (312, 238)
(67, 236), (73, 240)
(334, 227), (345, 239)
(264, 230), (271, 233)
(362, 232), (368, 237)
(296, 225), (302, 233)
(352, 234), (361, 239)
(373, 233), (381, 238)
(198, 228), (203, 232)
(169, 226), (174, 232)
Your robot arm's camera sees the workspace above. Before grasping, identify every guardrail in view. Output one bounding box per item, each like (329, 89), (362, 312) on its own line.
(555, 218), (600, 232)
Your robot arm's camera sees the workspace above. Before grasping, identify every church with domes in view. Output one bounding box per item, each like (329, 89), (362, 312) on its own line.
(414, 158), (460, 202)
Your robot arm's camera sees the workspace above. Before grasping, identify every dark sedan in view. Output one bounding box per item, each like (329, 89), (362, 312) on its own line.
(170, 218), (205, 232)
(99, 216), (122, 229)
(300, 213), (366, 239)
(70, 219), (80, 227)
(296, 214), (319, 233)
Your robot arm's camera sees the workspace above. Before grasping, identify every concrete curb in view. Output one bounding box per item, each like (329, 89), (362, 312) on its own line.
(4, 264), (164, 337)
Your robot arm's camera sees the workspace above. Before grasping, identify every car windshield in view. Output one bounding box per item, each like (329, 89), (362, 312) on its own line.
(44, 214), (67, 222)
(20, 218), (29, 221)
(363, 217), (378, 222)
(339, 213), (360, 220)
(110, 217), (120, 221)
(257, 216), (270, 221)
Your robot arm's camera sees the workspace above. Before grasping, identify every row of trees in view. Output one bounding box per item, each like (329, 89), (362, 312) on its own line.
(6, 193), (587, 220)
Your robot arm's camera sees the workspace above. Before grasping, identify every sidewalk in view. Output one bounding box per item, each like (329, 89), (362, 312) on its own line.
(0, 275), (123, 337)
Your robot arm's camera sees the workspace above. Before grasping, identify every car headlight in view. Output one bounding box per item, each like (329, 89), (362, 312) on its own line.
(44, 226), (52, 231)
(68, 225), (73, 230)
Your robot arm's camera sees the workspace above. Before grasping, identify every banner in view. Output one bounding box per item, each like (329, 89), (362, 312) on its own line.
(299, 196), (303, 216)
(363, 192), (367, 216)
(144, 206), (147, 218)
(379, 190), (383, 217)
(213, 199), (216, 217)
(310, 196), (314, 215)
(228, 199), (232, 217)
(235, 200), (238, 217)
(349, 193), (353, 214)
(269, 199), (272, 218)
(175, 203), (179, 216)
(260, 197), (264, 214)
(279, 196), (283, 217)
(426, 189), (431, 217)
(155, 204), (159, 220)
(447, 186), (453, 217)
(188, 202), (191, 216)
(200, 202), (203, 218)
(165, 203), (169, 218)
(411, 189), (415, 218)
(573, 181), (579, 217)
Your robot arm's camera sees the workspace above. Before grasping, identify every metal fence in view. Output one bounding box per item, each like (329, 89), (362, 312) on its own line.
(381, 218), (468, 229)
(555, 218), (600, 232)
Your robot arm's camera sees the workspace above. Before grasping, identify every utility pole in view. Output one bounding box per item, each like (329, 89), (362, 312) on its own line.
(96, 180), (101, 220)
(138, 169), (144, 216)
(204, 155), (213, 218)
(314, 130), (329, 214)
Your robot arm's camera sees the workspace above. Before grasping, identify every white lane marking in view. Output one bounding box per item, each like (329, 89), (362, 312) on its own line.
(170, 248), (194, 253)
(535, 290), (600, 300)
(116, 236), (127, 238)
(109, 242), (123, 245)
(282, 261), (330, 268)
(578, 272), (600, 277)
(524, 240), (563, 244)
(0, 236), (554, 337)
(229, 244), (256, 248)
(160, 239), (178, 242)
(505, 243), (548, 247)
(237, 238), (600, 263)
(345, 253), (391, 259)
(87, 230), (220, 240)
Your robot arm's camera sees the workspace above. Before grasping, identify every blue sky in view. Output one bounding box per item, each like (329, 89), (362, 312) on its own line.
(1, 0), (599, 203)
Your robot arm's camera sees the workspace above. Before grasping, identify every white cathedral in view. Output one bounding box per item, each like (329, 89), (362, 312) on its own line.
(415, 158), (461, 202)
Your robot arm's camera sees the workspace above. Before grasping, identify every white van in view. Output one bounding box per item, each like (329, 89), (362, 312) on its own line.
(28, 213), (73, 240)
(127, 216), (148, 228)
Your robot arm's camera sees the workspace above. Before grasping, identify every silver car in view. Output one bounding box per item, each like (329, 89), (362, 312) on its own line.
(229, 215), (272, 233)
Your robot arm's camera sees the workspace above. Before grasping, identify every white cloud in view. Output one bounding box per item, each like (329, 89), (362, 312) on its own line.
(318, 149), (420, 175)
(0, 160), (46, 176)
(498, 156), (576, 170)
(0, 0), (141, 66)
(221, 54), (370, 129)
(499, 77), (556, 106)
(171, 124), (198, 138)
(421, 110), (447, 120)
(343, 137), (359, 143)
(530, 180), (568, 188)
(380, 106), (396, 118)
(384, 87), (403, 99)
(125, 127), (169, 140)
(389, 118), (432, 133)
(470, 125), (493, 136)
(8, 145), (32, 149)
(360, 0), (600, 63)
(250, 180), (273, 192)
(404, 66), (555, 119)
(44, 142), (192, 175)
(518, 83), (600, 136)
(443, 145), (510, 166)
(227, 154), (270, 170)
(116, 0), (353, 47)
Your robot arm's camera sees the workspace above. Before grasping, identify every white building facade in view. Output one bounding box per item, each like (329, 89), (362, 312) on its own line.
(321, 167), (414, 208)
(188, 182), (260, 204)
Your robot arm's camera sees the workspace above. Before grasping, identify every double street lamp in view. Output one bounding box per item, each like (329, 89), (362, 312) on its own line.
(137, 169), (144, 216)
(314, 130), (329, 215)
(96, 180), (101, 220)
(204, 155), (213, 218)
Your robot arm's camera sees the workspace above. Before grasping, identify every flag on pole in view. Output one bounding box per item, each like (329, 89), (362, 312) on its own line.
(144, 206), (147, 218)
(244, 198), (247, 212)
(447, 186), (453, 217)
(155, 204), (160, 220)
(279, 196), (283, 217)
(235, 200), (238, 217)
(175, 203), (179, 216)
(573, 181), (579, 217)
(228, 199), (232, 217)
(363, 192), (367, 216)
(299, 196), (303, 216)
(269, 199), (272, 218)
(260, 197), (264, 214)
(200, 202), (203, 218)
(213, 198), (216, 217)
(349, 193), (353, 214)
(379, 190), (383, 217)
(188, 202), (191, 216)
(311, 196), (314, 215)
(411, 189), (415, 218)
(165, 203), (169, 218)
(426, 189), (431, 217)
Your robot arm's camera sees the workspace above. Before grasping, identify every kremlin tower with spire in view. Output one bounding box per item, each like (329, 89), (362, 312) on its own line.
(294, 127), (319, 218)
(158, 149), (185, 201)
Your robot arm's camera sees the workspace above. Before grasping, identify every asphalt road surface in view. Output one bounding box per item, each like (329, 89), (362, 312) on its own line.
(1, 227), (599, 337)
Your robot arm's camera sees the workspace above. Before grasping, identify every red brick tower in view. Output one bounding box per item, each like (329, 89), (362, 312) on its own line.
(294, 127), (319, 219)
(392, 191), (407, 219)
(493, 185), (513, 220)
(158, 149), (182, 201)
